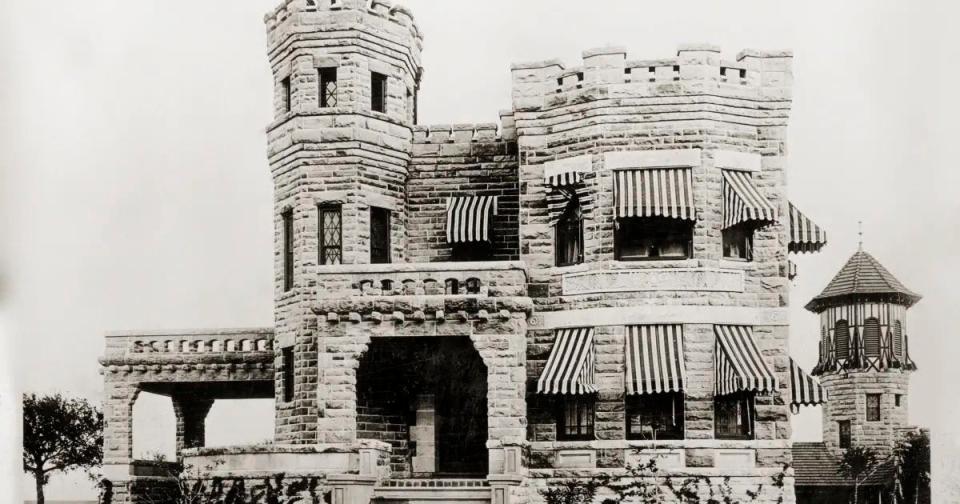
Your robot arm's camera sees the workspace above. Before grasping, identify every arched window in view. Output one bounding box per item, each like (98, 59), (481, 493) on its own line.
(834, 320), (850, 360)
(863, 318), (881, 358)
(556, 197), (584, 267)
(893, 321), (904, 358)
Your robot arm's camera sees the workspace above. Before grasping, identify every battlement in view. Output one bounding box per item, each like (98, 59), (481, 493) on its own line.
(413, 110), (518, 144)
(265, 0), (421, 42)
(512, 44), (793, 111)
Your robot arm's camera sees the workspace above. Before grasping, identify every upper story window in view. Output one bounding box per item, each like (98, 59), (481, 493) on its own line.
(722, 222), (754, 260)
(866, 393), (881, 421)
(556, 198), (584, 267)
(893, 321), (904, 359)
(615, 216), (693, 261)
(838, 419), (852, 448)
(318, 204), (342, 265)
(557, 395), (595, 441)
(282, 210), (294, 291)
(715, 392), (754, 440)
(370, 207), (391, 264)
(282, 346), (295, 403)
(835, 320), (850, 360)
(281, 76), (292, 113)
(371, 72), (387, 113)
(627, 392), (684, 440)
(319, 67), (338, 108)
(863, 317), (881, 358)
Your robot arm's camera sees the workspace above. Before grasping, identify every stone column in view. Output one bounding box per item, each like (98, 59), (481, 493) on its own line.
(410, 394), (437, 473)
(172, 395), (215, 453)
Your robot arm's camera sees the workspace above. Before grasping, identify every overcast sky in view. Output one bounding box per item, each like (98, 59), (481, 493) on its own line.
(2, 0), (959, 500)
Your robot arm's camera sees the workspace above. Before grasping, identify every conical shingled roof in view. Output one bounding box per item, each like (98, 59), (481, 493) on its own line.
(805, 249), (921, 312)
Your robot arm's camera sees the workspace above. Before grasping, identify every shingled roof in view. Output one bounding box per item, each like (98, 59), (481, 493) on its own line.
(792, 442), (896, 488)
(805, 250), (921, 312)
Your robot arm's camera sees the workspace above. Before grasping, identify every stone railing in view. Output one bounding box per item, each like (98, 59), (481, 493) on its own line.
(103, 328), (275, 358)
(315, 261), (527, 298)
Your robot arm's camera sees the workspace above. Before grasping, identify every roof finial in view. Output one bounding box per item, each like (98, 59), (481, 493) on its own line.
(858, 220), (863, 251)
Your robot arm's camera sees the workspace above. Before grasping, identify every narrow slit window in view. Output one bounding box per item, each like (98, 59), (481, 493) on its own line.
(282, 210), (294, 291)
(866, 393), (881, 422)
(371, 72), (387, 113)
(282, 346), (295, 403)
(838, 419), (851, 448)
(280, 76), (292, 113)
(319, 67), (338, 108)
(556, 198), (584, 267)
(318, 204), (343, 265)
(369, 207), (391, 264)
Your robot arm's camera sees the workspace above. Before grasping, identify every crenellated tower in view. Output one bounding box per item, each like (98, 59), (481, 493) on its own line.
(264, 0), (423, 443)
(807, 248), (921, 455)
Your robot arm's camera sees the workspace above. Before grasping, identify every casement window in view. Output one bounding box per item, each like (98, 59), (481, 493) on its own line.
(369, 207), (391, 264)
(556, 198), (584, 267)
(838, 419), (852, 448)
(319, 67), (338, 108)
(318, 204), (343, 265)
(722, 222), (754, 261)
(281, 76), (292, 113)
(866, 393), (881, 422)
(626, 392), (684, 440)
(557, 396), (595, 441)
(714, 392), (755, 440)
(371, 72), (387, 113)
(282, 346), (295, 403)
(282, 210), (294, 291)
(615, 217), (693, 261)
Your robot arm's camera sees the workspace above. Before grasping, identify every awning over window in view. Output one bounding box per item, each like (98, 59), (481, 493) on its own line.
(537, 327), (597, 395)
(626, 324), (686, 395)
(788, 202), (827, 253)
(445, 196), (498, 244)
(715, 325), (779, 396)
(789, 358), (826, 412)
(614, 168), (695, 220)
(545, 158), (593, 227)
(722, 170), (778, 229)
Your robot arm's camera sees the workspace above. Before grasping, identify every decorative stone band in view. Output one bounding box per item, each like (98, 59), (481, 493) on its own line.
(787, 201), (828, 253)
(536, 327), (597, 395)
(721, 169), (778, 229)
(714, 325), (778, 396)
(788, 358), (826, 413)
(445, 195), (498, 243)
(625, 324), (686, 395)
(613, 167), (695, 220)
(562, 267), (744, 295)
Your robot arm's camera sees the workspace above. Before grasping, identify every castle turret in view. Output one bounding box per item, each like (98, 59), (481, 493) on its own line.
(807, 248), (921, 455)
(263, 0), (423, 443)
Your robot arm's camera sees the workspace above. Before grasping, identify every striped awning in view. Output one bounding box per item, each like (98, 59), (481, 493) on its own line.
(626, 325), (687, 395)
(546, 169), (584, 188)
(788, 202), (827, 253)
(537, 328), (597, 395)
(789, 358), (826, 412)
(614, 168), (695, 220)
(445, 196), (498, 244)
(722, 170), (778, 229)
(715, 325), (779, 396)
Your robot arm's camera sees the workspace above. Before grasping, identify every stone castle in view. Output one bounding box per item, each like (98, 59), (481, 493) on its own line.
(97, 1), (922, 503)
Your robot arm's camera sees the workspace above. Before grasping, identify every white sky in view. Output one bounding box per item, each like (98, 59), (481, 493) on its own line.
(2, 0), (959, 500)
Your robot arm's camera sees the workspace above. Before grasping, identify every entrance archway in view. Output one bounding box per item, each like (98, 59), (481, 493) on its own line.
(356, 336), (488, 477)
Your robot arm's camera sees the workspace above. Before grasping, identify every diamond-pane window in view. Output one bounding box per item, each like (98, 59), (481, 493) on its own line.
(319, 204), (342, 265)
(319, 67), (337, 108)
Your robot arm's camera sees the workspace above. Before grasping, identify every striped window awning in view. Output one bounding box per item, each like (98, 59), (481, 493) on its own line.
(545, 159), (594, 227)
(614, 168), (695, 220)
(715, 325), (779, 396)
(788, 202), (827, 253)
(722, 170), (778, 229)
(445, 196), (498, 244)
(537, 327), (597, 395)
(789, 358), (826, 412)
(626, 325), (687, 395)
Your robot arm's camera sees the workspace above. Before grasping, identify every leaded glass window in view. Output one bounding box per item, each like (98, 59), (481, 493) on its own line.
(319, 67), (337, 108)
(318, 204), (342, 265)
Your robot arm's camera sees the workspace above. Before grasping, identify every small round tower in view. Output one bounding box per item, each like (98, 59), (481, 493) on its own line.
(807, 248), (921, 455)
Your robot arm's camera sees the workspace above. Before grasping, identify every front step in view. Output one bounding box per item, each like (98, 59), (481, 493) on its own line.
(373, 478), (491, 504)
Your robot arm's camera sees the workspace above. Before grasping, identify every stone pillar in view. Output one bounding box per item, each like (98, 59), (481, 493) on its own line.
(172, 395), (215, 453)
(102, 379), (139, 465)
(410, 394), (437, 473)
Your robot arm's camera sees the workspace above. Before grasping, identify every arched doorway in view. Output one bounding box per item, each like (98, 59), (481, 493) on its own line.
(356, 336), (488, 477)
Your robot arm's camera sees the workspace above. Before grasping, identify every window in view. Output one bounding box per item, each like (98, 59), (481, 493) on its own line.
(838, 420), (851, 448)
(835, 320), (850, 360)
(895, 394), (903, 407)
(282, 210), (294, 291)
(371, 72), (387, 113)
(714, 392), (754, 440)
(893, 321), (904, 359)
(866, 393), (881, 422)
(319, 67), (337, 108)
(557, 396), (594, 440)
(318, 204), (342, 265)
(864, 318), (881, 358)
(282, 346), (295, 403)
(281, 76), (292, 112)
(452, 242), (493, 262)
(627, 393), (684, 440)
(722, 223), (754, 260)
(615, 217), (693, 261)
(369, 207), (391, 264)
(556, 198), (584, 267)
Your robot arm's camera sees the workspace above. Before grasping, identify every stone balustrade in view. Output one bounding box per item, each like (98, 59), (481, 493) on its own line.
(103, 328), (275, 358)
(315, 261), (528, 298)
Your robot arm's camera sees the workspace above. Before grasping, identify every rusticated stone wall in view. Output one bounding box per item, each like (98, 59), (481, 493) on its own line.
(820, 370), (911, 456)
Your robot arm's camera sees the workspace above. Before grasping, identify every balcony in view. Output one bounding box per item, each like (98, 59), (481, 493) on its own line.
(315, 261), (528, 298)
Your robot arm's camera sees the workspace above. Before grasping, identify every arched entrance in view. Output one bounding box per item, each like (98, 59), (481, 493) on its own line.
(356, 336), (488, 477)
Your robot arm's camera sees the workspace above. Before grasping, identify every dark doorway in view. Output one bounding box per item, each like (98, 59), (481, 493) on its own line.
(356, 337), (488, 477)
